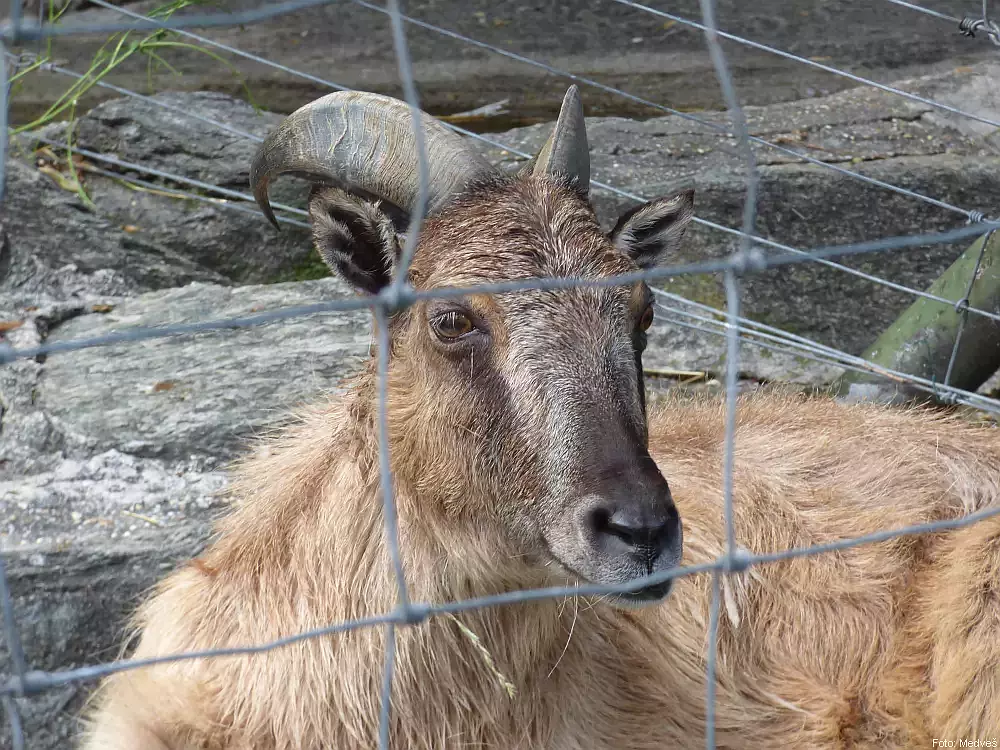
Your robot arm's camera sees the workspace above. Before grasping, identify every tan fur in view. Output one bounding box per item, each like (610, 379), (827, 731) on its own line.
(78, 177), (1000, 749)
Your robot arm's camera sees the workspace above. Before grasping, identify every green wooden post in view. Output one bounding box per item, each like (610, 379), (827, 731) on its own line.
(835, 229), (1000, 406)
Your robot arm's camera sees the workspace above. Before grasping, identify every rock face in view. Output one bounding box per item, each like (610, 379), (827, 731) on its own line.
(18, 91), (316, 292)
(0, 153), (228, 309)
(12, 62), (1000, 356)
(2, 62), (1000, 749)
(1, 277), (371, 749)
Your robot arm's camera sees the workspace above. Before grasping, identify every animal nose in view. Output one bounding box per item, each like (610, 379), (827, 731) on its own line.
(590, 503), (679, 560)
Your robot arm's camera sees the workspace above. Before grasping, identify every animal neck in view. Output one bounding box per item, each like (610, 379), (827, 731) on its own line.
(219, 371), (589, 675)
(204, 373), (659, 746)
(342, 379), (620, 741)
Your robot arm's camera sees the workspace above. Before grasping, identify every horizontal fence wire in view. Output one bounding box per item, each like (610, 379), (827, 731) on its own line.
(1, 1), (999, 749)
(883, 0), (963, 23)
(649, 293), (1000, 415)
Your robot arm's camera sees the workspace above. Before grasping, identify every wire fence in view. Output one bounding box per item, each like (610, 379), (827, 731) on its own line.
(1, 0), (1000, 748)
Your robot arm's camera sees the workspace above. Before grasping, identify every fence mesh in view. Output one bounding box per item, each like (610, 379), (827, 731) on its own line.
(1, 0), (1000, 748)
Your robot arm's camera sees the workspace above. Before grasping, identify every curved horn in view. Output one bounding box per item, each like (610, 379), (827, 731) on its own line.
(251, 90), (496, 229)
(526, 85), (590, 193)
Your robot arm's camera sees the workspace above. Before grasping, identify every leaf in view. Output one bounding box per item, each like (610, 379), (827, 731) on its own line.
(0, 320), (24, 333)
(91, 303), (115, 313)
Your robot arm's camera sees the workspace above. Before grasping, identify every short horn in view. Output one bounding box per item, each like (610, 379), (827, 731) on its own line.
(526, 85), (590, 193)
(250, 90), (496, 229)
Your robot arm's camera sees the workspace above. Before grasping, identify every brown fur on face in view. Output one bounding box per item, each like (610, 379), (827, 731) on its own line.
(372, 175), (683, 596)
(78, 174), (1000, 749)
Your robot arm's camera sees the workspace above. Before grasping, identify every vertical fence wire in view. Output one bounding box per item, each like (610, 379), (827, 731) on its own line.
(376, 1), (434, 741)
(378, 622), (397, 749)
(384, 0), (430, 290)
(697, 0), (758, 739)
(1, 694), (24, 750)
(944, 229), (994, 388)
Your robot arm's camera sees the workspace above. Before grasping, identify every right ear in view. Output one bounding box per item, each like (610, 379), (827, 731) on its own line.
(609, 188), (695, 269)
(307, 186), (402, 295)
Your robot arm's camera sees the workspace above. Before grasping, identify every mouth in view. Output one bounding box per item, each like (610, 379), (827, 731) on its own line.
(550, 552), (676, 608)
(611, 578), (674, 608)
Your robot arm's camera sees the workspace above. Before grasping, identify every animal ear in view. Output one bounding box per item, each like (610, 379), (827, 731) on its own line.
(307, 186), (402, 295)
(609, 188), (695, 268)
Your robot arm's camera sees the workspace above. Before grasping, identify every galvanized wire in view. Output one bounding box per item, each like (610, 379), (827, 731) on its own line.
(883, 0), (963, 24)
(2, 2), (1000, 750)
(30, 135), (308, 220)
(944, 229), (995, 387)
(698, 0), (757, 738)
(610, 0), (1000, 130)
(81, 162), (312, 229)
(1, 695), (24, 750)
(650, 295), (1000, 414)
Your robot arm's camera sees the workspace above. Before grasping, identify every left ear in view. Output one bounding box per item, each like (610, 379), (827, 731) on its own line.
(609, 188), (695, 268)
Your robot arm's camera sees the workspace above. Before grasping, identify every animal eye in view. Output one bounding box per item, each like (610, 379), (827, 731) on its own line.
(639, 305), (654, 332)
(432, 310), (475, 340)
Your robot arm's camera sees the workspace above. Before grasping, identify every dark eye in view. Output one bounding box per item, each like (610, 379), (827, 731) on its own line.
(432, 310), (475, 341)
(638, 305), (654, 332)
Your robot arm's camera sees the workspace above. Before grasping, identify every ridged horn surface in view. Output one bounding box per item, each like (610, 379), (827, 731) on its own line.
(528, 85), (590, 193)
(250, 90), (496, 229)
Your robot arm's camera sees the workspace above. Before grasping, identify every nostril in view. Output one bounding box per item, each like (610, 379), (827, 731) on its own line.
(589, 507), (613, 536)
(596, 507), (675, 552)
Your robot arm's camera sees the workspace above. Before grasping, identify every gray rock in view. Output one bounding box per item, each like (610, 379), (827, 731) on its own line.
(0, 276), (372, 748)
(0, 152), (228, 309)
(33, 276), (372, 469)
(1, 504), (217, 750)
(18, 61), (1000, 360)
(23, 91), (316, 286)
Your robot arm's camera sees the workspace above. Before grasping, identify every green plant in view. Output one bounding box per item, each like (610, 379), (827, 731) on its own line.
(11, 0), (258, 136)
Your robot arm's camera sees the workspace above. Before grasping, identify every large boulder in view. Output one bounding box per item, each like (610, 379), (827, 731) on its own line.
(22, 92), (316, 288)
(0, 152), (228, 309)
(1, 276), (372, 479)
